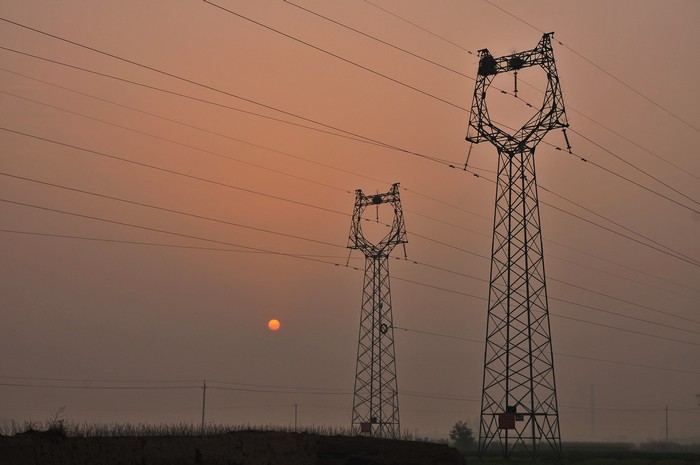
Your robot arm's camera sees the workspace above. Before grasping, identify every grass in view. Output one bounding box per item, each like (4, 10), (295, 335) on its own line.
(0, 419), (435, 441)
(1, 419), (348, 437)
(3, 420), (698, 465)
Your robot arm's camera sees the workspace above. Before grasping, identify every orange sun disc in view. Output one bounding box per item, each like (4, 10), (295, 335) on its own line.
(268, 319), (281, 331)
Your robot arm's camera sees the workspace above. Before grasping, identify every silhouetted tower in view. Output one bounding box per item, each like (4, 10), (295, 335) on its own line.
(466, 33), (570, 457)
(348, 183), (407, 439)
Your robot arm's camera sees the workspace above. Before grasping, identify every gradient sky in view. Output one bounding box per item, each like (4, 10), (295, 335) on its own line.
(1, 0), (698, 443)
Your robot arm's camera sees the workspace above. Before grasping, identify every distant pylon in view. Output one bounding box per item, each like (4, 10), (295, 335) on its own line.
(466, 33), (570, 457)
(348, 183), (407, 439)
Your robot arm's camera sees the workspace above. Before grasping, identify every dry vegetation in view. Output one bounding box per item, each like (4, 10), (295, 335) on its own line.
(2, 420), (698, 465)
(0, 420), (464, 465)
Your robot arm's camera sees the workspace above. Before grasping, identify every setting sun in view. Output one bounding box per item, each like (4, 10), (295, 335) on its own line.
(267, 319), (280, 331)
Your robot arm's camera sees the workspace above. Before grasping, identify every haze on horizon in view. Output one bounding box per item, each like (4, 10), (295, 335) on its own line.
(0, 0), (698, 444)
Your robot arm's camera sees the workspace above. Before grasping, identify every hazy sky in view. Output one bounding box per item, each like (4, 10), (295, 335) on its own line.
(1, 0), (698, 443)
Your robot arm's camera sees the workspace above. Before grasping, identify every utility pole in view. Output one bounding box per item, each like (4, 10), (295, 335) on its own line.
(591, 384), (596, 441)
(348, 183), (407, 439)
(466, 33), (570, 458)
(665, 405), (669, 442)
(201, 380), (207, 435)
(294, 403), (298, 432)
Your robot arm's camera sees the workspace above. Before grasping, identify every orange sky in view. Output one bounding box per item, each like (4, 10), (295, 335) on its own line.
(0, 0), (698, 442)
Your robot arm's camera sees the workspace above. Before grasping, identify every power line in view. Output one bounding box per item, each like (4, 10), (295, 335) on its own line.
(5, 218), (695, 337)
(554, 352), (700, 377)
(393, 255), (486, 286)
(5, 88), (680, 290)
(0, 375), (463, 402)
(408, 208), (700, 299)
(502, 92), (700, 216)
(282, 0), (474, 80)
(2, 29), (696, 282)
(403, 241), (700, 328)
(567, 128), (700, 209)
(393, 254), (700, 329)
(211, 2), (700, 216)
(0, 66), (498, 223)
(552, 313), (700, 347)
(346, 2), (700, 207)
(405, 204), (700, 301)
(393, 326), (700, 375)
(515, 88), (700, 184)
(5, 374), (698, 413)
(0, 171), (345, 251)
(0, 383), (199, 390)
(393, 326), (482, 345)
(562, 42), (700, 133)
(546, 240), (700, 300)
(0, 67), (399, 187)
(542, 181), (698, 265)
(0, 17), (405, 150)
(403, 391), (478, 402)
(3, 14), (696, 223)
(545, 236), (700, 295)
(362, 0), (474, 54)
(0, 113), (516, 264)
(5, 208), (697, 342)
(3, 195), (698, 348)
(539, 188), (699, 267)
(0, 375), (201, 384)
(10, 159), (697, 326)
(3, 45), (695, 268)
(0, 77), (495, 227)
(4, 160), (697, 334)
(401, 185), (491, 223)
(4, 75), (696, 299)
(573, 112), (700, 183)
(0, 45), (459, 169)
(191, 7), (700, 257)
(0, 197), (346, 269)
(0, 47), (379, 151)
(0, 229), (348, 258)
(548, 142), (700, 216)
(0, 126), (349, 218)
(481, 0), (700, 133)
(0, 381), (346, 395)
(201, 0), (467, 112)
(207, 379), (347, 392)
(209, 386), (350, 396)
(0, 15), (482, 174)
(0, 127), (488, 267)
(0, 89), (351, 196)
(549, 295), (700, 332)
(393, 280), (700, 345)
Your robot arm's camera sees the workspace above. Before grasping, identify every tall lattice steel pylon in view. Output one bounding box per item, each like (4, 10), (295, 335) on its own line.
(466, 33), (570, 457)
(348, 183), (407, 439)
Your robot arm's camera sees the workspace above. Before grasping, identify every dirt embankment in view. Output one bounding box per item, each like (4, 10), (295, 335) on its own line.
(0, 430), (467, 465)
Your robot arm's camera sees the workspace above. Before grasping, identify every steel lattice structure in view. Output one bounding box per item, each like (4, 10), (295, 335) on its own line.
(348, 183), (407, 439)
(466, 33), (569, 457)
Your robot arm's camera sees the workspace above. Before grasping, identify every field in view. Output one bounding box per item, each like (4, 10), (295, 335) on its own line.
(1, 421), (698, 465)
(469, 442), (700, 465)
(0, 422), (465, 465)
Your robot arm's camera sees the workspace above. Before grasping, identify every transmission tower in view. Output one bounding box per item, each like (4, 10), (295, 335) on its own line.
(466, 33), (570, 457)
(348, 183), (407, 439)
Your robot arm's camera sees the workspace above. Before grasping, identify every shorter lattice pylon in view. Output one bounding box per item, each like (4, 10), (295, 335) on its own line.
(348, 183), (407, 439)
